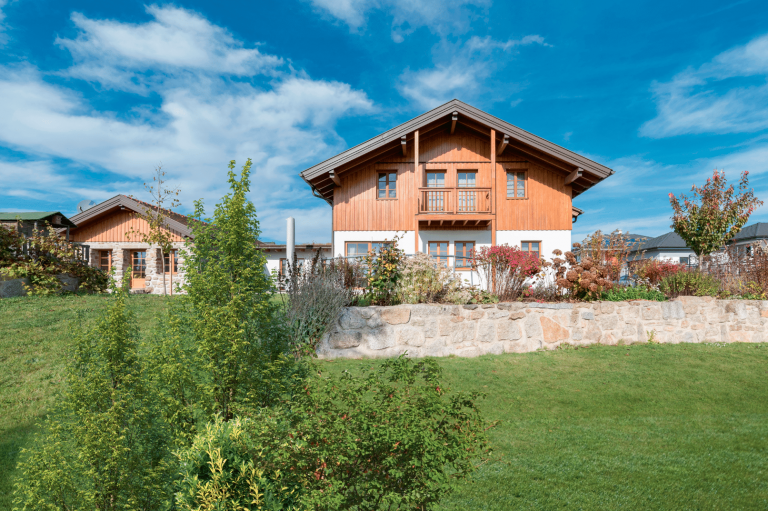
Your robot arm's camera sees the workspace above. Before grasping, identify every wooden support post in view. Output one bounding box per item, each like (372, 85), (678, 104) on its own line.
(329, 169), (341, 187)
(451, 112), (458, 134)
(414, 129), (420, 253)
(490, 128), (496, 216)
(401, 135), (407, 156)
(565, 167), (583, 185)
(497, 134), (509, 156)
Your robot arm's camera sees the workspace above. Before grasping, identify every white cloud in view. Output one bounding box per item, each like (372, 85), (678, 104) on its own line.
(305, 0), (490, 41)
(398, 35), (550, 108)
(0, 0), (9, 44)
(0, 6), (374, 243)
(641, 33), (768, 138)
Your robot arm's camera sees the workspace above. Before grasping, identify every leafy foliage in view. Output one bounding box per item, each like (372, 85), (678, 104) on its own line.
(552, 249), (614, 300)
(397, 252), (462, 304)
(658, 270), (722, 298)
(363, 235), (405, 305)
(473, 244), (542, 301)
(631, 259), (686, 287)
(179, 356), (491, 511)
(669, 169), (763, 258)
(601, 286), (666, 302)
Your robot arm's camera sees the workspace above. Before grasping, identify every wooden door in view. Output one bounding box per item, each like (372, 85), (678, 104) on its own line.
(131, 250), (147, 289)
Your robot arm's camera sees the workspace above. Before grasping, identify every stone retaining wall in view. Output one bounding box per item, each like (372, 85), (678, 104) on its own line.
(317, 297), (768, 359)
(0, 274), (79, 298)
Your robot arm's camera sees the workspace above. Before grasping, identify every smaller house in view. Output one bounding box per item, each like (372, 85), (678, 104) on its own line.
(0, 212), (78, 240)
(732, 223), (768, 253)
(628, 231), (696, 266)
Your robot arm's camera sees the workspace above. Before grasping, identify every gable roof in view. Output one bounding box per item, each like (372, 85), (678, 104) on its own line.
(300, 99), (614, 203)
(69, 195), (195, 239)
(0, 211), (77, 227)
(733, 222), (768, 241)
(630, 232), (692, 253)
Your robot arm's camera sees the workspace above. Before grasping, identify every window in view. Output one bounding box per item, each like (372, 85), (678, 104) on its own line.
(455, 241), (475, 269)
(506, 171), (527, 198)
(426, 172), (445, 188)
(457, 171), (476, 188)
(164, 249), (179, 274)
(98, 250), (112, 271)
(679, 257), (689, 266)
(346, 241), (390, 257)
(378, 172), (397, 199)
(132, 250), (147, 277)
(279, 258), (305, 279)
(521, 241), (540, 258)
(429, 241), (449, 266)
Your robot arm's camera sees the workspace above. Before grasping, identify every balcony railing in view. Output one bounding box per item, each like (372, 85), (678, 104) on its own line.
(418, 187), (491, 214)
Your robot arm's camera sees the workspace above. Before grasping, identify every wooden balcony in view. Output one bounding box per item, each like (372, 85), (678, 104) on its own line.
(417, 187), (493, 228)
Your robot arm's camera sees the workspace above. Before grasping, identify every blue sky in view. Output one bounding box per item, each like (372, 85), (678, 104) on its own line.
(2, 0), (768, 243)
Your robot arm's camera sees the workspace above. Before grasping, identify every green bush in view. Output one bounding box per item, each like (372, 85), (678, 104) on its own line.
(601, 286), (666, 302)
(659, 271), (722, 298)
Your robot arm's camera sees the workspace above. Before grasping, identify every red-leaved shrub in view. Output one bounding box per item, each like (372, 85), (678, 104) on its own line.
(473, 245), (542, 301)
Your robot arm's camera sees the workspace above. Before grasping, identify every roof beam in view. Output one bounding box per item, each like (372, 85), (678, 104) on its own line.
(401, 135), (407, 156)
(451, 111), (458, 134)
(329, 170), (341, 187)
(565, 167), (583, 185)
(497, 134), (509, 156)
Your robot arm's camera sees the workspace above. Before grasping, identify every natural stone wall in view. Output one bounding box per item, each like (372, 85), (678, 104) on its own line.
(0, 274), (79, 298)
(86, 241), (187, 294)
(317, 297), (768, 359)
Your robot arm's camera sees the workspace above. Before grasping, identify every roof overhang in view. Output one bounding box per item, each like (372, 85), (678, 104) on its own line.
(300, 99), (613, 204)
(69, 195), (194, 239)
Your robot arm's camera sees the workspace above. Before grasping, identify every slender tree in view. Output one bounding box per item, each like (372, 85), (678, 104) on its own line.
(126, 165), (181, 295)
(669, 169), (763, 261)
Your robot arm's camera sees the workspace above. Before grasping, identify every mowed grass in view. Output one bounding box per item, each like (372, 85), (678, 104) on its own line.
(2, 295), (768, 510)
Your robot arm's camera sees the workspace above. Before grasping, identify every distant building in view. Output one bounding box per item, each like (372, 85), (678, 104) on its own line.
(628, 231), (696, 265)
(733, 223), (768, 251)
(259, 242), (332, 281)
(0, 211), (77, 240)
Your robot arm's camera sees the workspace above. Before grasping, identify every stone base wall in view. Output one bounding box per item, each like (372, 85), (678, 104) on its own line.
(318, 297), (768, 359)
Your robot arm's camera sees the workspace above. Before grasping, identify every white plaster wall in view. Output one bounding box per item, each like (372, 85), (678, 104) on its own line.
(644, 250), (697, 263)
(496, 230), (572, 261)
(263, 248), (333, 278)
(333, 231), (414, 258)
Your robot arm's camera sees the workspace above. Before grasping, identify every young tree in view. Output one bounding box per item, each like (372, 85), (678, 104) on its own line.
(127, 165), (181, 295)
(669, 169), (763, 261)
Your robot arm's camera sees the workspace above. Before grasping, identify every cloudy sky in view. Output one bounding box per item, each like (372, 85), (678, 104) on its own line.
(2, 0), (768, 243)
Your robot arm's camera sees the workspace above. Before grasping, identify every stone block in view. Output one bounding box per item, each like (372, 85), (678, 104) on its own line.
(486, 309), (509, 320)
(477, 320), (496, 342)
(585, 322), (602, 341)
(469, 310), (485, 320)
(380, 307), (411, 325)
(481, 304), (495, 309)
(0, 278), (28, 298)
(366, 328), (396, 350)
(497, 320), (522, 341)
(424, 319), (438, 338)
(329, 331), (362, 349)
(599, 302), (616, 314)
(508, 311), (525, 320)
(397, 327), (425, 347)
(339, 309), (367, 330)
(524, 314), (543, 340)
(527, 303), (573, 310)
(642, 306), (662, 320)
(410, 304), (458, 317)
(581, 310), (595, 321)
(662, 301), (685, 320)
(540, 316), (569, 343)
(571, 328), (584, 340)
(598, 314), (619, 330)
(725, 301), (748, 320)
(463, 304), (479, 310)
(450, 321), (476, 345)
(356, 308), (376, 319)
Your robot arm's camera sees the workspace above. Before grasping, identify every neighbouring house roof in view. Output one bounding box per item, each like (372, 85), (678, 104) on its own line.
(733, 222), (768, 242)
(629, 232), (693, 253)
(300, 99), (614, 204)
(572, 206), (584, 220)
(68, 195), (195, 238)
(0, 211), (77, 228)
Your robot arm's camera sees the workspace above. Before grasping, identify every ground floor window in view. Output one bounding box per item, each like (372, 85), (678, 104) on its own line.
(164, 249), (179, 274)
(345, 241), (391, 258)
(455, 241), (475, 269)
(98, 250), (112, 271)
(521, 241), (540, 258)
(428, 241), (449, 266)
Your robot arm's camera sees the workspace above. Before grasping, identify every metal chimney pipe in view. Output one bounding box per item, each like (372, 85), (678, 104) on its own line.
(286, 217), (295, 270)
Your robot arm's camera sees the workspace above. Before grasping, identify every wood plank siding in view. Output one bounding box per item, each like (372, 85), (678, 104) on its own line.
(332, 129), (573, 231)
(70, 210), (186, 243)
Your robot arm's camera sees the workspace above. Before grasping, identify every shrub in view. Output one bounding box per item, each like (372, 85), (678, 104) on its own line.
(631, 259), (685, 287)
(397, 252), (460, 304)
(601, 286), (666, 302)
(364, 236), (405, 305)
(473, 244), (541, 301)
(552, 250), (614, 300)
(281, 249), (356, 357)
(659, 270), (722, 298)
(573, 230), (638, 281)
(179, 357), (491, 511)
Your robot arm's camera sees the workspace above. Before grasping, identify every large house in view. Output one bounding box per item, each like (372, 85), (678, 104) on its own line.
(300, 99), (613, 281)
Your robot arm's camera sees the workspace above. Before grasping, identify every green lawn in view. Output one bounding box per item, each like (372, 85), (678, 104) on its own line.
(2, 295), (767, 510)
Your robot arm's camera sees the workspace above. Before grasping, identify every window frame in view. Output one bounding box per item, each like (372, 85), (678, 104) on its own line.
(456, 170), (477, 188)
(425, 171), (447, 188)
(345, 241), (390, 257)
(98, 249), (112, 271)
(521, 241), (541, 258)
(506, 169), (528, 199)
(163, 249), (179, 274)
(455, 241), (475, 269)
(377, 171), (398, 200)
(428, 240), (450, 267)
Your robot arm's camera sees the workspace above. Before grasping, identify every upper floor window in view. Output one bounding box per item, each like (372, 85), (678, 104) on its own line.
(456, 241), (475, 269)
(507, 171), (527, 198)
(426, 172), (445, 188)
(457, 171), (476, 188)
(521, 241), (540, 258)
(378, 172), (397, 199)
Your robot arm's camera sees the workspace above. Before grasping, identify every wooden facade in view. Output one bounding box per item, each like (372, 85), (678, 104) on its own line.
(332, 129), (574, 232)
(70, 209), (186, 243)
